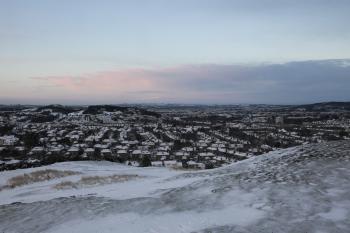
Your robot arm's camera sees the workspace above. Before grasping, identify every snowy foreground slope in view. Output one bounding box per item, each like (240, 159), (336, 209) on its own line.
(1, 141), (350, 233)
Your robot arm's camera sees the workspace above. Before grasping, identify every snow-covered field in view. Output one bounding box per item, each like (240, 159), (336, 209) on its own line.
(1, 140), (350, 233)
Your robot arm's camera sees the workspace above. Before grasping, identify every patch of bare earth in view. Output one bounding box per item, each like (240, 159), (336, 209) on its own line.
(0, 169), (81, 191)
(54, 174), (141, 190)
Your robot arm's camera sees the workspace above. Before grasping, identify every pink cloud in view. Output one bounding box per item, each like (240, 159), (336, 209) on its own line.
(27, 60), (350, 104)
(29, 65), (254, 103)
(32, 69), (157, 93)
(30, 68), (174, 103)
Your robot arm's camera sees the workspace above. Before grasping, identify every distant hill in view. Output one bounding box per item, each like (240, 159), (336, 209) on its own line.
(82, 105), (160, 117)
(0, 105), (28, 112)
(295, 101), (350, 111)
(83, 105), (130, 114)
(36, 105), (81, 114)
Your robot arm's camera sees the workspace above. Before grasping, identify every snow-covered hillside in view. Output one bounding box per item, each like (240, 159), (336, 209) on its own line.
(1, 141), (350, 233)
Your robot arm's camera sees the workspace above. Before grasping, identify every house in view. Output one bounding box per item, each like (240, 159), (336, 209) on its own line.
(187, 161), (205, 169)
(175, 151), (190, 161)
(117, 149), (128, 160)
(162, 160), (179, 168)
(141, 150), (151, 158)
(67, 147), (80, 157)
(155, 151), (169, 161)
(131, 150), (142, 159)
(49, 147), (63, 155)
(0, 135), (19, 146)
(31, 147), (45, 155)
(101, 148), (112, 157)
(84, 148), (95, 159)
(198, 152), (215, 161)
(27, 146), (46, 160)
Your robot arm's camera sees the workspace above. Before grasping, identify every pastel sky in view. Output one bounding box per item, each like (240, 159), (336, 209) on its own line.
(1, 0), (350, 104)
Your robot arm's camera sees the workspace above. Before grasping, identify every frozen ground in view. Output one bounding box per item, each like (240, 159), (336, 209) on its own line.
(1, 140), (350, 233)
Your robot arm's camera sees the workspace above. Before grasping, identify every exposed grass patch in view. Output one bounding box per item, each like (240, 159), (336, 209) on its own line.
(170, 167), (202, 171)
(54, 181), (78, 190)
(54, 174), (141, 190)
(0, 169), (81, 191)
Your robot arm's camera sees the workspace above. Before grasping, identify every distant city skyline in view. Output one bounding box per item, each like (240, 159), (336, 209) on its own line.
(1, 0), (350, 104)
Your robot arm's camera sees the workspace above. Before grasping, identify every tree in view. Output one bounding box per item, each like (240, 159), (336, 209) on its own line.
(182, 132), (198, 141)
(23, 132), (40, 149)
(339, 130), (349, 138)
(205, 162), (214, 169)
(0, 125), (14, 136)
(140, 155), (152, 167)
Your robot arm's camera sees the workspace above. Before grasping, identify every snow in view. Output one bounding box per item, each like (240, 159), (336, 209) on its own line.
(3, 159), (21, 165)
(0, 161), (192, 204)
(1, 140), (350, 233)
(318, 207), (348, 221)
(48, 205), (262, 233)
